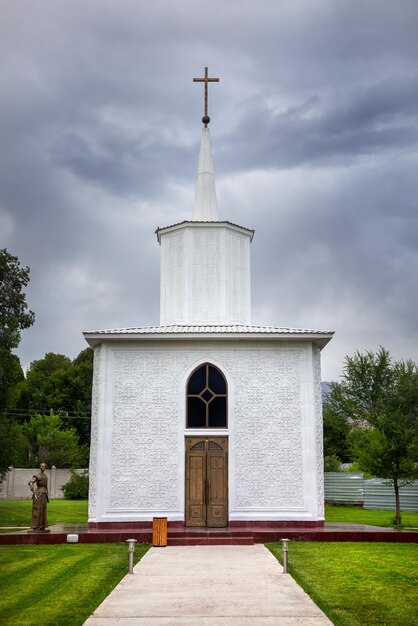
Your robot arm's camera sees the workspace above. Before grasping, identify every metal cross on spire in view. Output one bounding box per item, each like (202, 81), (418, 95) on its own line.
(193, 67), (219, 127)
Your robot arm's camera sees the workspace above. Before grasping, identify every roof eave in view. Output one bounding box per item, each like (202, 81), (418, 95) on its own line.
(83, 331), (334, 350)
(155, 220), (255, 243)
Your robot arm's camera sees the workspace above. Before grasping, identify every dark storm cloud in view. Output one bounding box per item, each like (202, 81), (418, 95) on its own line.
(217, 74), (418, 173)
(50, 128), (195, 196)
(1, 0), (417, 379)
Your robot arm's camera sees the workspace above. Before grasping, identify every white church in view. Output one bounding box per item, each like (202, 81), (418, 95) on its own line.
(84, 70), (333, 530)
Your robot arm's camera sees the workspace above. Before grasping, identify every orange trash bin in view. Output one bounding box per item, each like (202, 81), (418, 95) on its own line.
(152, 517), (167, 547)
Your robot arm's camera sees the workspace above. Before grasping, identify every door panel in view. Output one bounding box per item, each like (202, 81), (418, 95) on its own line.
(207, 451), (227, 527)
(185, 444), (206, 527)
(185, 437), (228, 527)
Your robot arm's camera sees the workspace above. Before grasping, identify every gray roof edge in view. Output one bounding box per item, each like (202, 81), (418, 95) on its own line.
(83, 324), (334, 335)
(155, 220), (255, 242)
(83, 325), (334, 349)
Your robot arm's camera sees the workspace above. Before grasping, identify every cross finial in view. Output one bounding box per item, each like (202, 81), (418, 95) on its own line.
(193, 67), (219, 127)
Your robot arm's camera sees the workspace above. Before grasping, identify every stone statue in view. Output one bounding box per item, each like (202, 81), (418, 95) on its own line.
(28, 463), (50, 532)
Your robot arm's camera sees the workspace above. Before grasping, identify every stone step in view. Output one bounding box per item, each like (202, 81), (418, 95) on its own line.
(1, 525), (417, 546)
(167, 530), (251, 538)
(168, 536), (254, 546)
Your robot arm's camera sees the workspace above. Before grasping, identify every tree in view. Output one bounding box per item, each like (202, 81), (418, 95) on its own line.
(0, 249), (35, 350)
(327, 348), (418, 524)
(13, 348), (93, 446)
(0, 416), (27, 469)
(61, 469), (89, 499)
(21, 412), (88, 468)
(64, 348), (93, 446)
(323, 392), (353, 465)
(0, 353), (24, 411)
(14, 352), (72, 411)
(0, 249), (34, 408)
(0, 249), (35, 478)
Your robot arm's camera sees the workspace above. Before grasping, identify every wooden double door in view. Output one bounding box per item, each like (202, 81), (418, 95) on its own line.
(185, 437), (228, 527)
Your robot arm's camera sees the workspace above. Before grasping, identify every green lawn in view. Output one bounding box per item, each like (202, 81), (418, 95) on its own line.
(0, 499), (88, 527)
(2, 500), (417, 530)
(0, 543), (150, 626)
(325, 503), (418, 528)
(267, 542), (418, 626)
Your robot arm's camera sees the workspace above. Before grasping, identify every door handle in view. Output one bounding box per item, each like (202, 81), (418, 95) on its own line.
(205, 479), (210, 505)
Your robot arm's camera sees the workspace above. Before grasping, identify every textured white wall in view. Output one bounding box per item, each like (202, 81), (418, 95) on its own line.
(88, 340), (324, 523)
(159, 224), (251, 325)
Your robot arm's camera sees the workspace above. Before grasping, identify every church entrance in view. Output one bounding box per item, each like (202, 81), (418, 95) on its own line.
(185, 437), (228, 527)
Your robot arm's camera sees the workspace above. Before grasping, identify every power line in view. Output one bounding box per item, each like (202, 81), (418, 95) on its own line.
(7, 408), (92, 415)
(2, 413), (92, 420)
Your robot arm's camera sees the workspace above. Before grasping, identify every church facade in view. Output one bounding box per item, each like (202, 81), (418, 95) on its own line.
(84, 77), (333, 528)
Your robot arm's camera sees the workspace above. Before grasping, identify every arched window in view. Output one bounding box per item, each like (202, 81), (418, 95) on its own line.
(186, 363), (227, 428)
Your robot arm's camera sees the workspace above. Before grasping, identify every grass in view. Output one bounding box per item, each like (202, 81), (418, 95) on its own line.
(0, 543), (150, 626)
(267, 542), (418, 626)
(2, 500), (417, 530)
(325, 503), (418, 529)
(0, 499), (88, 527)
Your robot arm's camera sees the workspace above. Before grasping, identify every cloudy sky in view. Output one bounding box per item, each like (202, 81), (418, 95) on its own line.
(1, 0), (417, 381)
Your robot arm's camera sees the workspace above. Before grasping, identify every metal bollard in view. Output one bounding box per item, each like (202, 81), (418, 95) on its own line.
(280, 538), (290, 574)
(126, 538), (137, 574)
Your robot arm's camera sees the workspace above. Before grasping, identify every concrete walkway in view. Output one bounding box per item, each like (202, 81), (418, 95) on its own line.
(83, 544), (333, 625)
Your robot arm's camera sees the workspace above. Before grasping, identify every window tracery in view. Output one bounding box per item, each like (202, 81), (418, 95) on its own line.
(186, 363), (227, 428)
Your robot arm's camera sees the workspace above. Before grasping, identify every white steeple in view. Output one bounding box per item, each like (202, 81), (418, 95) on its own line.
(192, 127), (218, 221)
(156, 67), (254, 326)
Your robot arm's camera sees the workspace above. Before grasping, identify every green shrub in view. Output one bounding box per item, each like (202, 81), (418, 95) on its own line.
(323, 454), (341, 472)
(61, 469), (89, 499)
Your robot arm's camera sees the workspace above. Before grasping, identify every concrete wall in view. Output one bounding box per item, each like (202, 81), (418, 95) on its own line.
(0, 467), (87, 499)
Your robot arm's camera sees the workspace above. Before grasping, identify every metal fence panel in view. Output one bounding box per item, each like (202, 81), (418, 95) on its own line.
(324, 472), (364, 504)
(364, 479), (418, 512)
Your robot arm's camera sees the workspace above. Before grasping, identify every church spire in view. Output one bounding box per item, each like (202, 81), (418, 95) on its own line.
(192, 127), (218, 220)
(192, 67), (219, 221)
